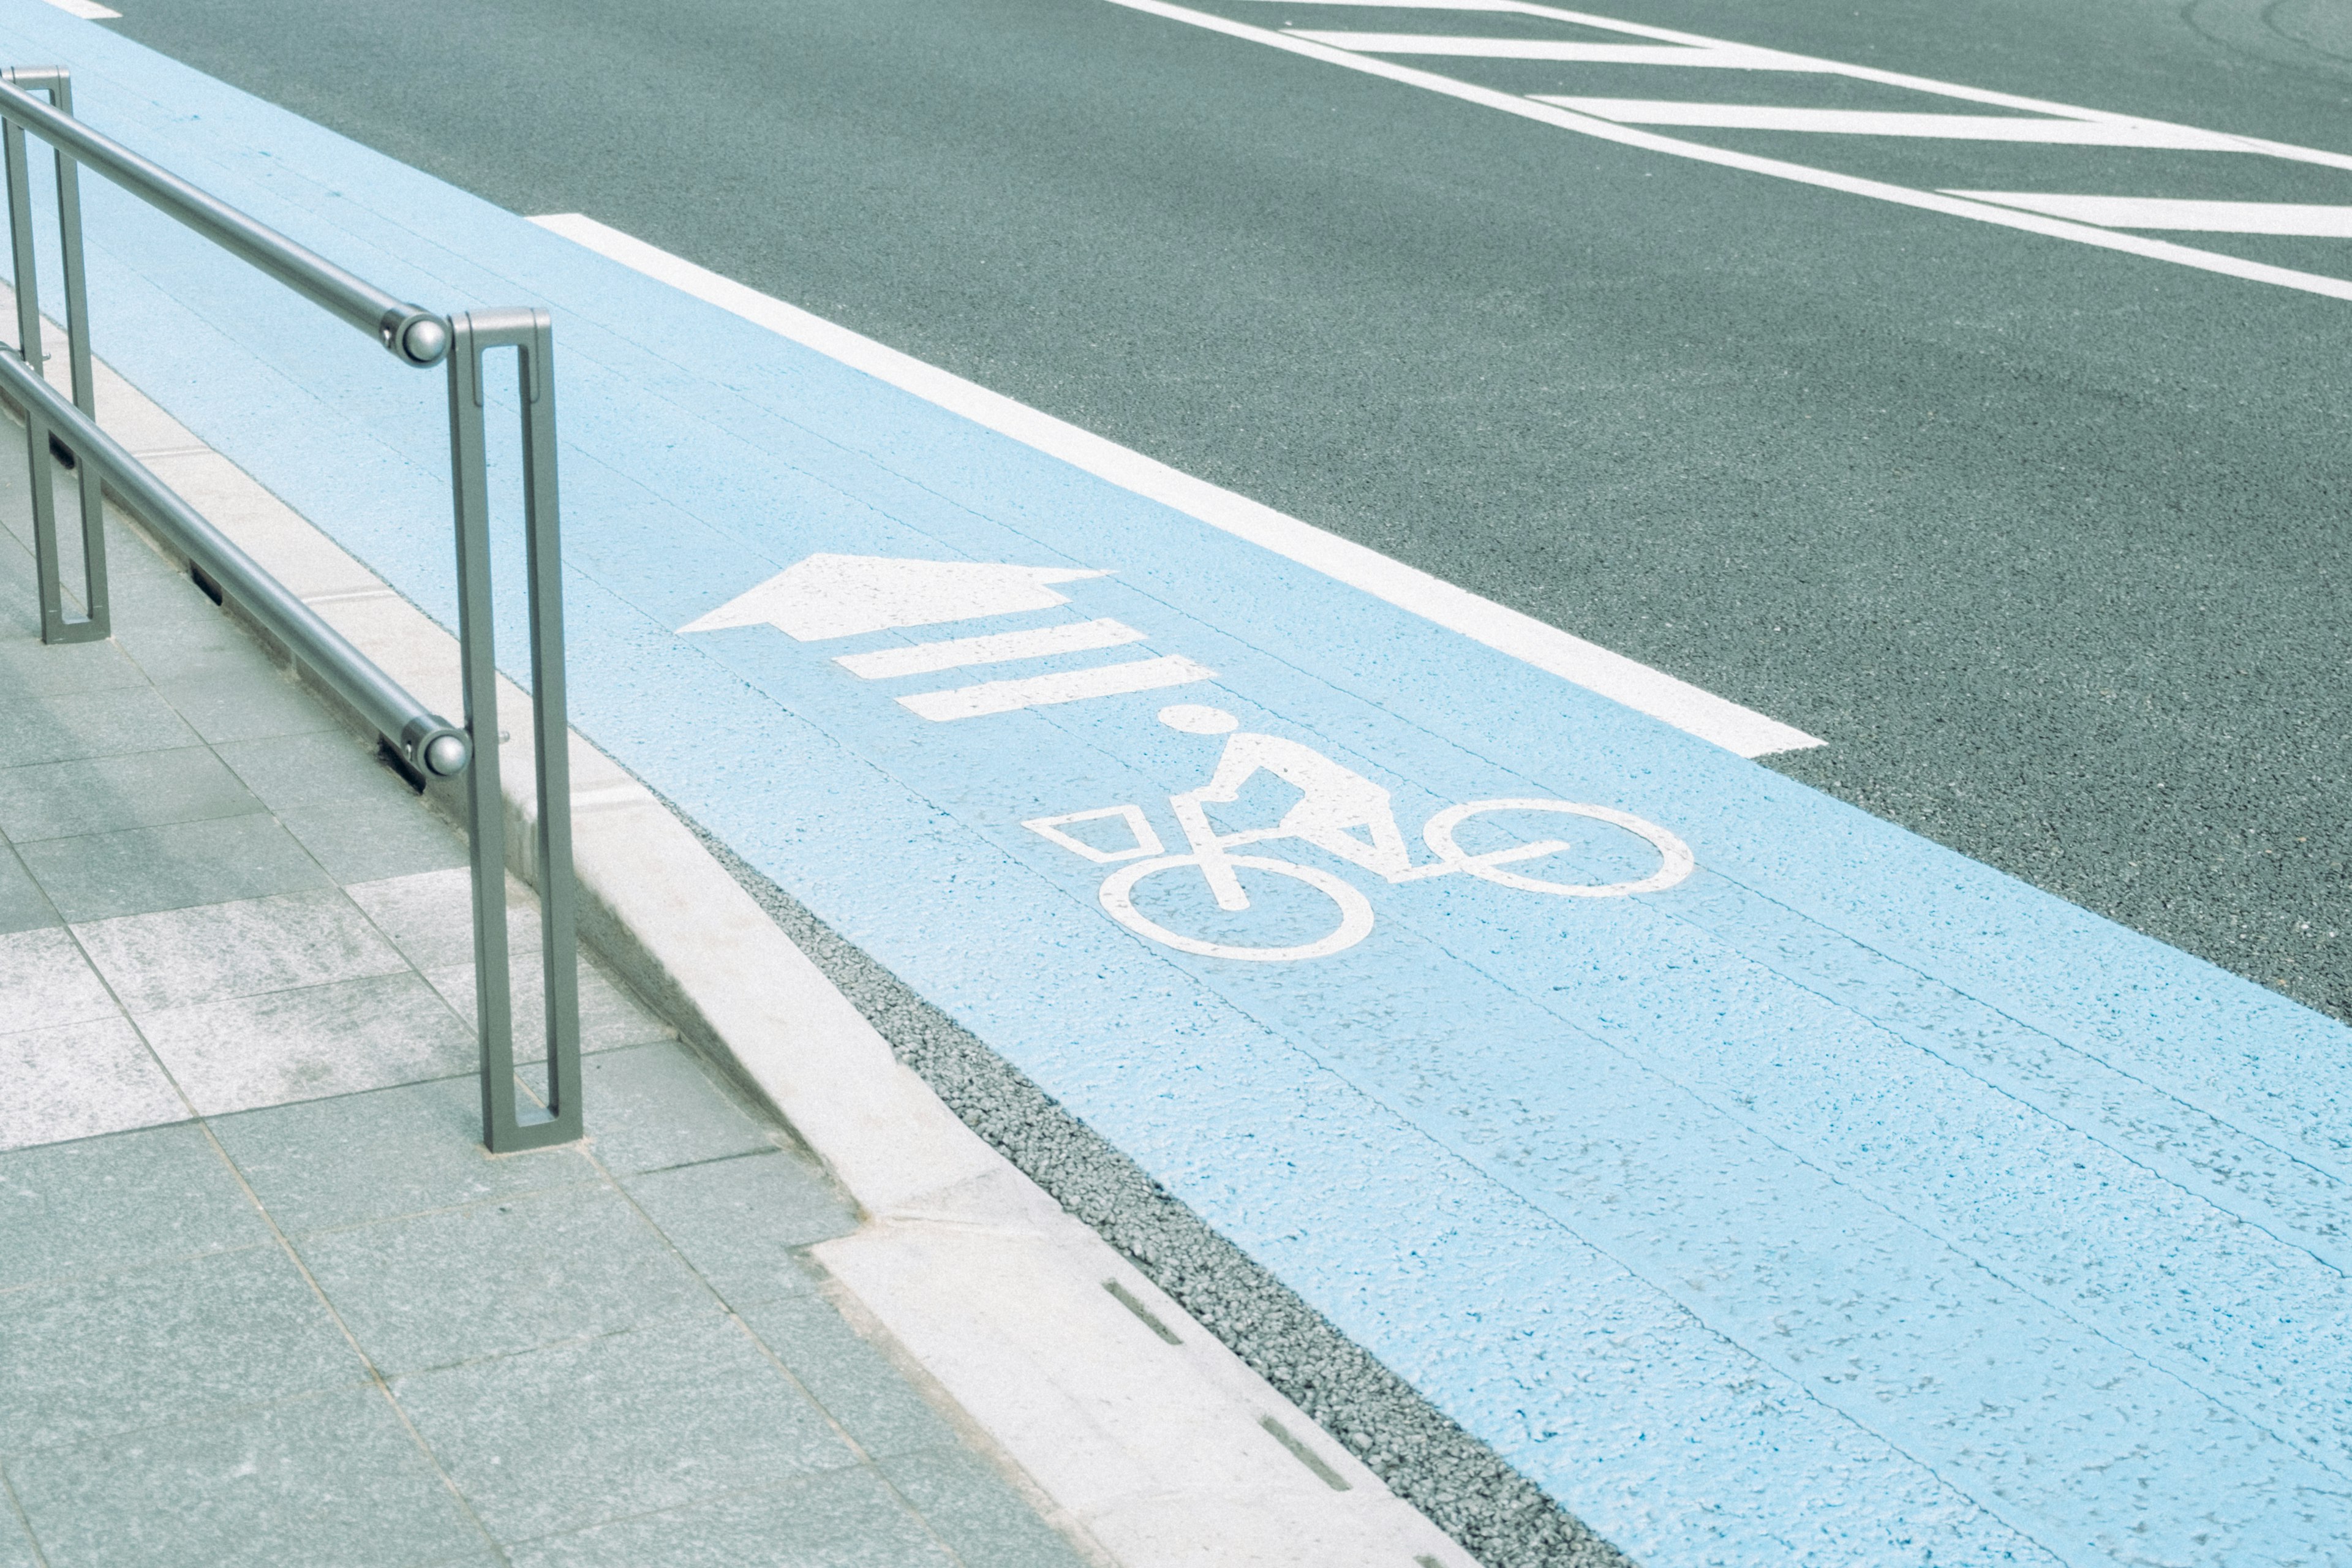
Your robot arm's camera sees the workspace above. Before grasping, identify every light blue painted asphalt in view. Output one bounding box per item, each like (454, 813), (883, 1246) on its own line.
(5, 6), (2346, 1562)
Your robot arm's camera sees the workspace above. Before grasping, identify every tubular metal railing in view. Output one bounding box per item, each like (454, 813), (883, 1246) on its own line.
(0, 68), (581, 1152)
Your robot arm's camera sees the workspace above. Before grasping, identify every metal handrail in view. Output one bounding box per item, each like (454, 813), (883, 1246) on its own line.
(0, 347), (471, 774)
(0, 75), (448, 365)
(0, 69), (582, 1152)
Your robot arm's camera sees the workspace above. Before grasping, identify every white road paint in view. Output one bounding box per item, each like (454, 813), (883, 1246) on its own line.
(679, 553), (1109, 640)
(1049, 705), (1697, 962)
(1284, 34), (1822, 68)
(1544, 100), (2253, 149)
(686, 551), (1208, 720)
(534, 212), (1822, 758)
(1101, 1), (2352, 306)
(1252, 0), (2352, 176)
(38, 0), (119, 17)
(1022, 803), (1169, 864)
(900, 655), (1218, 721)
(1084, 783), (1689, 958)
(836, 617), (1148, 680)
(1949, 192), (2352, 235)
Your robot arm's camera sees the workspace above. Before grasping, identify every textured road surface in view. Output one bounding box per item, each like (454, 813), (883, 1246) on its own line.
(105, 0), (2351, 1020)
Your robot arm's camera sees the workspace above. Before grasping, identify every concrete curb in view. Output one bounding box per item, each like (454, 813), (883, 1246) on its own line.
(67, 345), (1476, 1568)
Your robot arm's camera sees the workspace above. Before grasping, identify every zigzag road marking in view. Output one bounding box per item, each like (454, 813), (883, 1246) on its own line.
(1132, 0), (2352, 290)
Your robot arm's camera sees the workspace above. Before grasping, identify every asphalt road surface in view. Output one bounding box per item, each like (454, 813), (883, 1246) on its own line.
(102, 0), (2350, 1020)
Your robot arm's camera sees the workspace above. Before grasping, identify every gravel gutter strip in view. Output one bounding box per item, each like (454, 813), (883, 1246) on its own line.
(671, 805), (1635, 1568)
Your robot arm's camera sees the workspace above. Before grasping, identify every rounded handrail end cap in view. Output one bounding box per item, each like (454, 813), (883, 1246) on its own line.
(423, 731), (470, 776)
(398, 314), (450, 366)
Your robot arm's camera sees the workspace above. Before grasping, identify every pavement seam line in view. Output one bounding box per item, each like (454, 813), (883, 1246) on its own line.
(189, 1109), (514, 1565)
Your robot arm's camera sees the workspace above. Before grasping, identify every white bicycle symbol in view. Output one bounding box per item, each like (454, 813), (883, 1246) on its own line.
(1024, 707), (1694, 963)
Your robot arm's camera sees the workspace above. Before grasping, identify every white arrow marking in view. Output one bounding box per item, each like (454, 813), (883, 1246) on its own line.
(680, 553), (1109, 641)
(899, 656), (1217, 721)
(835, 619), (1148, 679)
(537, 214), (1822, 756)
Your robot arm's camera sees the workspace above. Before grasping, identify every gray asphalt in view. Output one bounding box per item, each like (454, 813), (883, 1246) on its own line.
(105, 0), (2351, 1027)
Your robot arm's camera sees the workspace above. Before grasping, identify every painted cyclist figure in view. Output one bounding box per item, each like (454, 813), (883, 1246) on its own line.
(1025, 705), (1695, 962)
(1158, 703), (1413, 890)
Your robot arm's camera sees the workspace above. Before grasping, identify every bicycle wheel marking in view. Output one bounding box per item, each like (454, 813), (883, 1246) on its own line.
(1100, 853), (1377, 961)
(1058, 778), (1694, 960)
(1425, 799), (1696, 898)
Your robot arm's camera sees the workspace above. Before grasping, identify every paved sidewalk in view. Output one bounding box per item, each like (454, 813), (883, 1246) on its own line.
(0, 453), (1088, 1566)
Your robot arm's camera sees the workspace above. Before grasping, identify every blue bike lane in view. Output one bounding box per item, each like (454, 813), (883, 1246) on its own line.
(10, 6), (2347, 1562)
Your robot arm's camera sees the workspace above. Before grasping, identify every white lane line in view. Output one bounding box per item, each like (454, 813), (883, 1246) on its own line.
(1252, 0), (1550, 8)
(1947, 192), (2352, 235)
(1543, 100), (2252, 150)
(1104, 0), (2352, 306)
(531, 213), (1823, 759)
(837, 618), (1148, 679)
(1240, 0), (2352, 176)
(901, 655), (1217, 720)
(1283, 33), (1820, 67)
(38, 0), (120, 16)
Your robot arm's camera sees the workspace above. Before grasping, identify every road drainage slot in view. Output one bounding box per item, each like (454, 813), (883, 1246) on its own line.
(1102, 1278), (1181, 1344)
(1259, 1414), (1351, 1491)
(377, 738), (428, 794)
(189, 562), (223, 605)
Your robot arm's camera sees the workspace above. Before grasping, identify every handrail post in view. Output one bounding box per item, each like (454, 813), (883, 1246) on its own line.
(447, 307), (581, 1152)
(0, 65), (576, 1152)
(2, 67), (104, 645)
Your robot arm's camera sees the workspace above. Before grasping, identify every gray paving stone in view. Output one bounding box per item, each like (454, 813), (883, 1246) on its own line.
(0, 747), (262, 843)
(0, 847), (55, 934)
(279, 796), (469, 883)
(391, 1317), (849, 1544)
(0, 1121), (258, 1291)
(296, 1183), (717, 1376)
(0, 1245), (364, 1451)
(0, 636), (145, 701)
(575, 1042), (774, 1177)
(75, 889), (405, 1012)
(151, 672), (339, 745)
(138, 971), (474, 1115)
(20, 813), (331, 922)
(214, 729), (421, 813)
(0, 688), (195, 768)
(213, 1075), (595, 1235)
(428, 956), (673, 1061)
(503, 1466), (954, 1568)
(346, 867), (540, 973)
(873, 1445), (1092, 1568)
(0, 1507), (32, 1568)
(111, 614), (287, 688)
(622, 1152), (856, 1307)
(0, 1016), (187, 1153)
(0, 928), (116, 1033)
(6, 1385), (485, 1568)
(739, 1294), (958, 1461)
